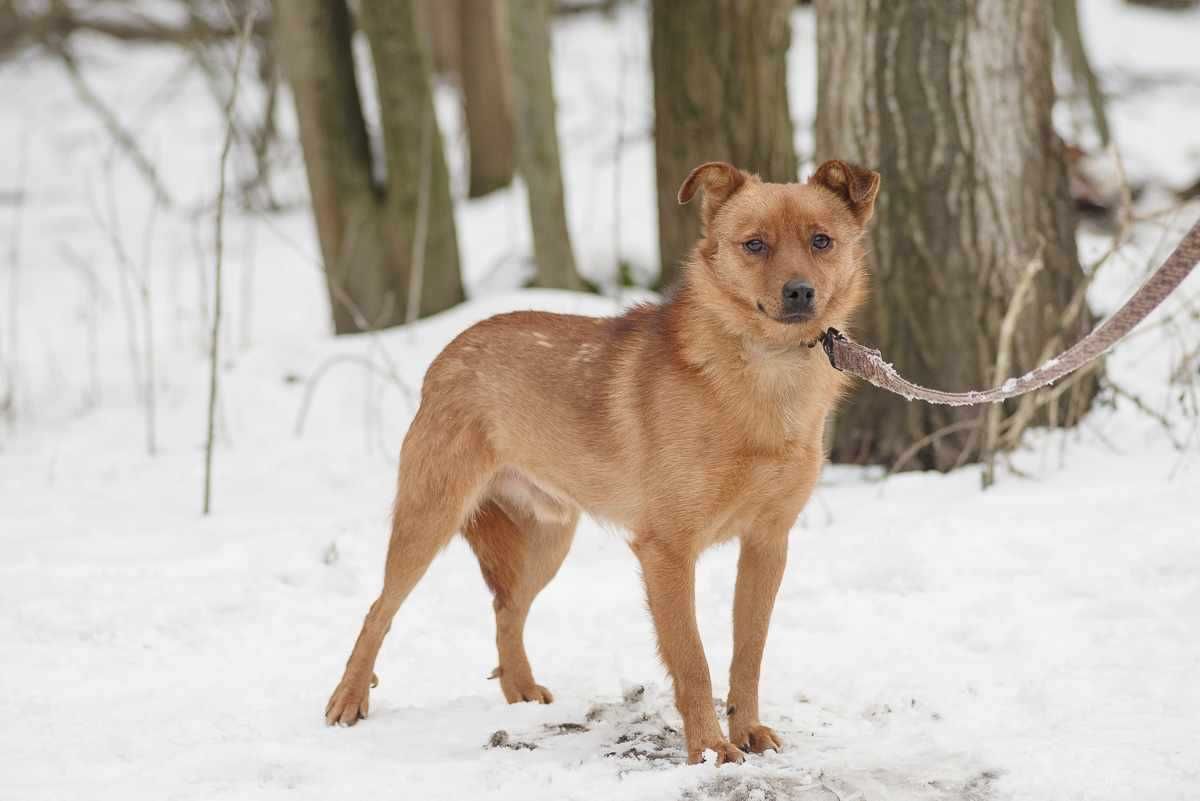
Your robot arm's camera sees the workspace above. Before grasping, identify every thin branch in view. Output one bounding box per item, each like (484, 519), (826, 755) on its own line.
(887, 419), (980, 477)
(12, 6), (271, 48)
(293, 354), (412, 437)
(85, 163), (143, 423)
(204, 4), (255, 516)
(1, 134), (27, 425)
(982, 249), (1044, 488)
(138, 173), (161, 456)
(52, 42), (173, 208)
(1106, 380), (1186, 449)
(59, 243), (105, 408)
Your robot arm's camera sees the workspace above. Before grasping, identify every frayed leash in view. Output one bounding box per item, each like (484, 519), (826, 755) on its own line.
(817, 217), (1200, 406)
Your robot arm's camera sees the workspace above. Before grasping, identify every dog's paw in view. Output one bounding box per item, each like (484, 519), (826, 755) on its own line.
(324, 672), (377, 726)
(730, 723), (782, 754)
(687, 738), (746, 766)
(492, 666), (554, 704)
(502, 681), (554, 705)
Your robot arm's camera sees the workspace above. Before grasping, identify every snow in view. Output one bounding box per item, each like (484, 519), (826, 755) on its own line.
(1, 2), (1199, 800)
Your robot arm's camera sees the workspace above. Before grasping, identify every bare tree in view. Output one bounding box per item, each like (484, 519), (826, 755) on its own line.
(814, 0), (1096, 470)
(651, 0), (798, 289)
(205, 4), (254, 515)
(275, 0), (463, 334)
(507, 0), (585, 290)
(460, 0), (515, 198)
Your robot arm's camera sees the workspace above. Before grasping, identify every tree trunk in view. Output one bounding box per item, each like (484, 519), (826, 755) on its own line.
(360, 1), (465, 320)
(815, 0), (1096, 471)
(460, 0), (515, 198)
(507, 0), (584, 290)
(651, 0), (798, 289)
(417, 0), (461, 76)
(274, 0), (387, 334)
(277, 0), (464, 333)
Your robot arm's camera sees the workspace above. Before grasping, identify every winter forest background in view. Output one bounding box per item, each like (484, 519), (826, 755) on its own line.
(1, 1), (1198, 799)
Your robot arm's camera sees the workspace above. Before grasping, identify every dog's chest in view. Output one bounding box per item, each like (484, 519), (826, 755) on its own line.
(688, 446), (821, 546)
(731, 347), (832, 444)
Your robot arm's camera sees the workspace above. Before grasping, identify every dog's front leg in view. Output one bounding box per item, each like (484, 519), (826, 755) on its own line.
(727, 532), (788, 754)
(633, 537), (745, 765)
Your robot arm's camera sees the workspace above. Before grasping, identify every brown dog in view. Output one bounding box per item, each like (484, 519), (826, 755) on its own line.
(324, 160), (879, 765)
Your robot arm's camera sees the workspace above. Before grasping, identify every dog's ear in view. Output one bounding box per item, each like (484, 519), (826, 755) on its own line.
(810, 160), (880, 225)
(677, 162), (748, 228)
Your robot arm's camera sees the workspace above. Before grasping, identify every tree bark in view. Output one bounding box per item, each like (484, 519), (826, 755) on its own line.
(274, 0), (385, 334)
(815, 0), (1096, 470)
(651, 0), (798, 289)
(417, 0), (461, 76)
(460, 0), (516, 198)
(360, 1), (465, 319)
(507, 0), (584, 290)
(277, 0), (464, 333)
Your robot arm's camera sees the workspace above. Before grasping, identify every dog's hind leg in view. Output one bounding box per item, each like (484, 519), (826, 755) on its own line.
(464, 500), (577, 703)
(325, 415), (496, 726)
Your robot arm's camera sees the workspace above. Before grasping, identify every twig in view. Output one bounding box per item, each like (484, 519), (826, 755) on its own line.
(138, 161), (161, 455)
(85, 163), (144, 426)
(294, 354), (414, 437)
(887, 418), (980, 477)
(13, 6), (271, 48)
(1, 134), (27, 425)
(1003, 152), (1136, 450)
(52, 42), (173, 208)
(251, 208), (418, 417)
(190, 216), (212, 333)
(59, 243), (106, 410)
(1053, 0), (1111, 147)
(982, 249), (1044, 488)
(204, 3), (255, 516)
(1170, 342), (1200, 385)
(1106, 380), (1185, 449)
(89, 157), (159, 455)
(240, 216), (257, 349)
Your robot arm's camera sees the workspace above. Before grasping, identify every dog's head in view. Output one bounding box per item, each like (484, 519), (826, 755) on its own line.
(678, 160), (879, 346)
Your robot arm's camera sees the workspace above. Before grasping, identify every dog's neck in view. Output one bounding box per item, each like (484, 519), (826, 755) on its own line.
(662, 277), (847, 446)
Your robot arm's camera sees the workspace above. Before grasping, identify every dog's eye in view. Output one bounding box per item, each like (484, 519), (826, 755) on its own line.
(811, 233), (832, 251)
(743, 239), (766, 254)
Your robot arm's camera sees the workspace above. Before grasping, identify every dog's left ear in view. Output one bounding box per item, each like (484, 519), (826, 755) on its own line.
(810, 160), (880, 225)
(678, 162), (750, 230)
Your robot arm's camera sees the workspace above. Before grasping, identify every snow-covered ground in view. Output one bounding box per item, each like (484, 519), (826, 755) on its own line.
(2, 2), (1199, 800)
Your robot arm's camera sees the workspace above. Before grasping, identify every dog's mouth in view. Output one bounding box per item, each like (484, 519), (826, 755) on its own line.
(757, 301), (814, 325)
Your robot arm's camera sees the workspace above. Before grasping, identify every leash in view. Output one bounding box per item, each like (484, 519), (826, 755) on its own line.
(816, 217), (1200, 406)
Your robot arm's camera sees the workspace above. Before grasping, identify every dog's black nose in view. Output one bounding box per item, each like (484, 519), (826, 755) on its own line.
(781, 279), (816, 315)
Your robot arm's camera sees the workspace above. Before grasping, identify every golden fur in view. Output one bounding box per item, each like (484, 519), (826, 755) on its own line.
(324, 160), (881, 765)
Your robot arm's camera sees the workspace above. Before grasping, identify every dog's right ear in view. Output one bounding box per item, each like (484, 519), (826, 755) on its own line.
(677, 162), (748, 228)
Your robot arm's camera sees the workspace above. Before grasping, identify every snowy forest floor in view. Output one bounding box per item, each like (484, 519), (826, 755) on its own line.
(2, 2), (1199, 800)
